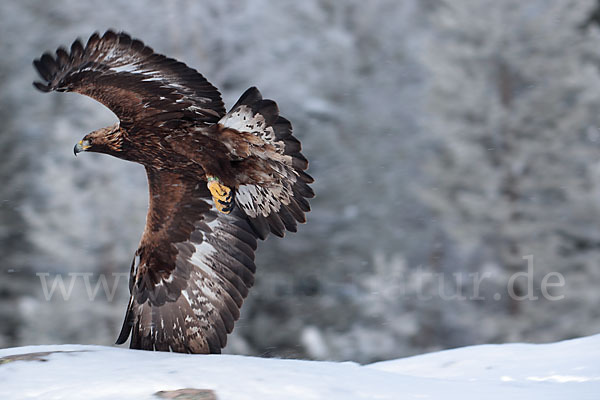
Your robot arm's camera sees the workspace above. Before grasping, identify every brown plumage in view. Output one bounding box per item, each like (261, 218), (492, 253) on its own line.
(33, 30), (314, 353)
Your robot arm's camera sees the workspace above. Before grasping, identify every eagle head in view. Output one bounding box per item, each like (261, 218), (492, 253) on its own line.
(74, 124), (124, 157)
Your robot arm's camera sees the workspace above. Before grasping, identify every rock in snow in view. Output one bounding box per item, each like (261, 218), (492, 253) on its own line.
(1, 335), (599, 399)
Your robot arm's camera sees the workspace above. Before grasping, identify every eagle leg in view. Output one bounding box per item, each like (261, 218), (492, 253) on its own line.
(207, 176), (234, 214)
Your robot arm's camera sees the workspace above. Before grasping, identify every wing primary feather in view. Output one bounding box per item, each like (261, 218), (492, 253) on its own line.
(286, 199), (307, 223)
(55, 47), (70, 68)
(230, 86), (262, 110)
(70, 39), (84, 62)
(33, 59), (52, 81)
(278, 206), (298, 232)
(117, 32), (132, 46)
(247, 215), (271, 240)
(267, 213), (286, 237)
(32, 81), (50, 92)
(40, 53), (59, 76)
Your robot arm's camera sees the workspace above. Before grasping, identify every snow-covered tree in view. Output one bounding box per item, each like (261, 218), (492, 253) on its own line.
(422, 0), (600, 341)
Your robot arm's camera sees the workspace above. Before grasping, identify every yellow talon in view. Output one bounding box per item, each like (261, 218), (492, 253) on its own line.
(207, 176), (233, 214)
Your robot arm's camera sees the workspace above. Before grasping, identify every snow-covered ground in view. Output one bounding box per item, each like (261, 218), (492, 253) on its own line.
(1, 335), (599, 399)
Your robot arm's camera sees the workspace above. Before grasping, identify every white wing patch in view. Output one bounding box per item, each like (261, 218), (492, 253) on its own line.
(237, 181), (293, 218)
(187, 202), (228, 282)
(219, 105), (283, 154)
(110, 63), (138, 74)
(107, 59), (167, 82)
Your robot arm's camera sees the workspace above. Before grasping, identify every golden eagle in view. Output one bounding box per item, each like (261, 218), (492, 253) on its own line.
(33, 30), (314, 353)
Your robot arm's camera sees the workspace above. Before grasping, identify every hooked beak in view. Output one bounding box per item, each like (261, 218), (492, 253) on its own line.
(74, 139), (91, 156)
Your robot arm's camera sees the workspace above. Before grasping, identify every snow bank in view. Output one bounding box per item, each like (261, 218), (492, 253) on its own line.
(1, 335), (599, 399)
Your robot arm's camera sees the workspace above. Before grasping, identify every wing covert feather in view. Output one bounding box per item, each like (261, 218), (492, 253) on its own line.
(33, 30), (225, 128)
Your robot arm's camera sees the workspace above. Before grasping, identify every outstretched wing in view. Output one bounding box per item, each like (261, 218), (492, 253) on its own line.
(33, 30), (225, 128)
(219, 87), (314, 239)
(116, 168), (257, 353)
